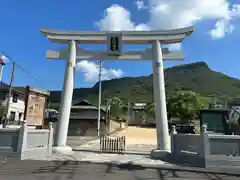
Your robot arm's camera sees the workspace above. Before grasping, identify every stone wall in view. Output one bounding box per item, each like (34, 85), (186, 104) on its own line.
(68, 120), (107, 136)
(170, 125), (240, 168)
(0, 121), (53, 159)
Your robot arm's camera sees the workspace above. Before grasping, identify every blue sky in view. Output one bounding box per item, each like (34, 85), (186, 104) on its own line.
(0, 0), (240, 91)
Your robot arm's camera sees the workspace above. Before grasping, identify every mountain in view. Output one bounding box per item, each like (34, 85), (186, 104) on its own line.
(49, 62), (240, 105)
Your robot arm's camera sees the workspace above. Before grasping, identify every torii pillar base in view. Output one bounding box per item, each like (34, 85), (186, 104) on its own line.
(150, 149), (171, 160)
(52, 146), (73, 155)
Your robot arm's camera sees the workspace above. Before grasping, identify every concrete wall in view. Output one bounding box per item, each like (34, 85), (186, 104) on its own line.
(50, 119), (108, 138)
(50, 119), (125, 139)
(0, 124), (36, 129)
(171, 134), (203, 155)
(0, 128), (19, 154)
(108, 120), (126, 132)
(68, 120), (107, 136)
(0, 122), (53, 159)
(170, 126), (240, 168)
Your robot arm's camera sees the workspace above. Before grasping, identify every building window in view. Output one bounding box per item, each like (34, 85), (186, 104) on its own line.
(0, 91), (6, 100)
(10, 111), (16, 121)
(12, 93), (18, 103)
(19, 113), (23, 121)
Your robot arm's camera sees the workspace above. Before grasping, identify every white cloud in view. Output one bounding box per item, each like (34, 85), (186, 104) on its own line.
(167, 43), (182, 51)
(96, 0), (240, 41)
(76, 60), (123, 83)
(134, 0), (148, 10)
(96, 4), (149, 31)
(209, 19), (235, 39)
(82, 0), (240, 83)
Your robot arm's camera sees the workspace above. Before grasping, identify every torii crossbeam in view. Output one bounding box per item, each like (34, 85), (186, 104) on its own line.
(46, 48), (184, 60)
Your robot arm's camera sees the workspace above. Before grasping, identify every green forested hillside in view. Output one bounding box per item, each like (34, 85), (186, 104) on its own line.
(50, 62), (240, 105)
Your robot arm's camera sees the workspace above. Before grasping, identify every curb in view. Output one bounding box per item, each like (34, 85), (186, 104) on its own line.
(71, 148), (150, 156)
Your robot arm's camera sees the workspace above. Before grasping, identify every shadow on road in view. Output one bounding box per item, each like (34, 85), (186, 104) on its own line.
(0, 159), (240, 179)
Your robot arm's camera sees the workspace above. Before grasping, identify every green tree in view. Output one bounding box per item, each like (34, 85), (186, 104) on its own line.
(167, 91), (204, 123)
(109, 97), (123, 119)
(144, 102), (155, 119)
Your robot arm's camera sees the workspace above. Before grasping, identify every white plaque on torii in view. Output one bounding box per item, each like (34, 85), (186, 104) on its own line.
(107, 33), (123, 56)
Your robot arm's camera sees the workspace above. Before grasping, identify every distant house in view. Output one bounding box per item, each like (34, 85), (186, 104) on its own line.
(129, 103), (146, 125)
(68, 100), (110, 136)
(0, 83), (50, 126)
(0, 83), (25, 123)
(229, 98), (240, 107)
(209, 103), (225, 109)
(45, 100), (125, 138)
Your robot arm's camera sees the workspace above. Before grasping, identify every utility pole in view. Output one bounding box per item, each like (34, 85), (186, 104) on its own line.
(97, 60), (103, 136)
(0, 64), (4, 83)
(3, 62), (16, 128)
(127, 101), (131, 126)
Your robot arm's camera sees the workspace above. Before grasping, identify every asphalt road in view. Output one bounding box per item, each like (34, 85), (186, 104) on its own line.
(0, 160), (240, 180)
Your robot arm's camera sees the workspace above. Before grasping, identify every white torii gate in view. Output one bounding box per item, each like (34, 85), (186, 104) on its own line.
(41, 27), (194, 156)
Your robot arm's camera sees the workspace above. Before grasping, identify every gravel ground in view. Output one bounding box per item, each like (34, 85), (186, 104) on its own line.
(66, 136), (98, 147)
(71, 138), (157, 154)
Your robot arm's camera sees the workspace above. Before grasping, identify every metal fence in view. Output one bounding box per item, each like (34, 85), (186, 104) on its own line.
(100, 136), (126, 154)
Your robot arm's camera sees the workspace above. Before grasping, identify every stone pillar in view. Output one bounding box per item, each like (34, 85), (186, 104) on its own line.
(151, 40), (170, 151)
(53, 40), (76, 153)
(48, 122), (53, 156)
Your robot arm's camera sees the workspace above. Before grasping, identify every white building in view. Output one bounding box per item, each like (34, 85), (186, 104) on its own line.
(0, 83), (25, 123)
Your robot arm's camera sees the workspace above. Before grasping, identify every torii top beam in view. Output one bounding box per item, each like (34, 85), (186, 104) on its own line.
(40, 27), (194, 44)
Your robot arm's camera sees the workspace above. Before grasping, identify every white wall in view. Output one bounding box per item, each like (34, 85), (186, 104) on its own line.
(7, 96), (25, 121)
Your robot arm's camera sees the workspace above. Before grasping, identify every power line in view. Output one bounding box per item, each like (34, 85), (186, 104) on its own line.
(1, 52), (48, 89)
(15, 63), (45, 85)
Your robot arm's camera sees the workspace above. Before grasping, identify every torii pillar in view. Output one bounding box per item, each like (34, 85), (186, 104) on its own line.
(41, 27), (194, 155)
(55, 40), (76, 151)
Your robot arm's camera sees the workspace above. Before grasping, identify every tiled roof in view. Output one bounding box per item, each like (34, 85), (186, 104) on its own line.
(0, 82), (25, 95)
(72, 100), (93, 106)
(0, 83), (50, 96)
(71, 105), (107, 112)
